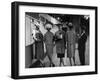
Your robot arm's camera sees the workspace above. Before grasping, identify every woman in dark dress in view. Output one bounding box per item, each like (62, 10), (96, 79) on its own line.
(55, 24), (66, 66)
(33, 26), (44, 66)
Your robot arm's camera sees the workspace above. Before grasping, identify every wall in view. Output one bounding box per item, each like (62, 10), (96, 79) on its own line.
(25, 15), (33, 46)
(25, 44), (33, 68)
(0, 0), (99, 81)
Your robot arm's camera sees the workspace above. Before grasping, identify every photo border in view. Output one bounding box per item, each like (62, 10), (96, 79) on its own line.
(11, 1), (98, 79)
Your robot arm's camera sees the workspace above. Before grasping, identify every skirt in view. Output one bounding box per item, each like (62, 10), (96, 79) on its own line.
(46, 44), (54, 58)
(67, 44), (75, 58)
(57, 53), (65, 58)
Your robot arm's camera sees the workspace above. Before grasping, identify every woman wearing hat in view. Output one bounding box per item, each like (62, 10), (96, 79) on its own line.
(32, 25), (44, 67)
(44, 23), (55, 67)
(55, 24), (66, 66)
(65, 22), (76, 66)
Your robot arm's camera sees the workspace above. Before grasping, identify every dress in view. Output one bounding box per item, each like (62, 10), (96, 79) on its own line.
(44, 31), (54, 58)
(55, 30), (66, 58)
(34, 31), (44, 60)
(66, 30), (76, 58)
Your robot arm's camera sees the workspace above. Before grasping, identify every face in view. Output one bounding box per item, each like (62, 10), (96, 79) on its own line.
(36, 27), (39, 30)
(59, 25), (62, 30)
(47, 28), (51, 31)
(45, 23), (52, 31)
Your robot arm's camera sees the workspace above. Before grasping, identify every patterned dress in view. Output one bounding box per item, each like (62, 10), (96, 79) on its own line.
(44, 31), (55, 58)
(66, 30), (76, 58)
(34, 31), (44, 60)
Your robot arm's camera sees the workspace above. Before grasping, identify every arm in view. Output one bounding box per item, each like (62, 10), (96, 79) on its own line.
(64, 32), (66, 49)
(43, 34), (46, 42)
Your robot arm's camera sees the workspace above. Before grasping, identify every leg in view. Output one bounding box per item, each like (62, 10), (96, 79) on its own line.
(59, 58), (64, 66)
(48, 54), (55, 67)
(73, 57), (76, 66)
(79, 49), (82, 65)
(69, 57), (72, 66)
(61, 58), (65, 66)
(59, 58), (62, 66)
(79, 48), (85, 65)
(47, 55), (52, 66)
(82, 50), (85, 65)
(62, 53), (65, 66)
(57, 53), (62, 66)
(82, 48), (85, 65)
(39, 59), (45, 67)
(58, 53), (65, 66)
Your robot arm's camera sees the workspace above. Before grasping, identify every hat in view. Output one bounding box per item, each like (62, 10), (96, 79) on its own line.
(45, 23), (52, 29)
(55, 23), (63, 27)
(68, 22), (73, 26)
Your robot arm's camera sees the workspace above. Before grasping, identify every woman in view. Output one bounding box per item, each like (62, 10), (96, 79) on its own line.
(44, 23), (55, 67)
(32, 25), (44, 67)
(66, 22), (76, 66)
(55, 24), (66, 66)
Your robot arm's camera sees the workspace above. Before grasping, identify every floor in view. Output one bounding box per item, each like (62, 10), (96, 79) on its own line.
(31, 37), (89, 67)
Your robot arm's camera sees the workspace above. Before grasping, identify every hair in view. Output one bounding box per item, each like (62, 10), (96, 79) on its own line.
(35, 25), (40, 30)
(68, 22), (73, 30)
(44, 23), (53, 27)
(69, 25), (73, 30)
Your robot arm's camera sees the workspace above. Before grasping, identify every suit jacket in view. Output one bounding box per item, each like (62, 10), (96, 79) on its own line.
(78, 32), (87, 50)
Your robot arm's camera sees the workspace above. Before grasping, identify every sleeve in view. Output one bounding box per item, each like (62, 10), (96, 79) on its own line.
(39, 33), (43, 41)
(82, 33), (87, 43)
(63, 32), (66, 48)
(74, 32), (77, 43)
(54, 32), (57, 41)
(35, 33), (39, 41)
(54, 32), (60, 41)
(43, 34), (46, 42)
(65, 32), (68, 42)
(53, 33), (55, 42)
